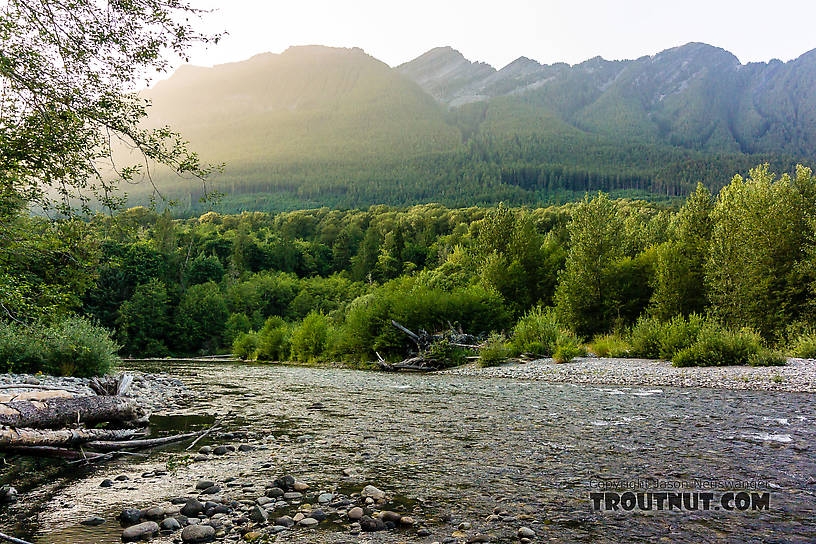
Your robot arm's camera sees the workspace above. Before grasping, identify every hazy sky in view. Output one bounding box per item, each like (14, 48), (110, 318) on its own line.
(178, 0), (816, 71)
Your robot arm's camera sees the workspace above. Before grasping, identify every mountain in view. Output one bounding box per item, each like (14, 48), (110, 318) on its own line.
(137, 44), (815, 212)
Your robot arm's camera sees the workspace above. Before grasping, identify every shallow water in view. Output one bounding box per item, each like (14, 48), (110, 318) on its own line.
(2, 361), (815, 543)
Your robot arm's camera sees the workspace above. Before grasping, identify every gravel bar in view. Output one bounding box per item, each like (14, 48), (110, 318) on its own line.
(441, 356), (816, 392)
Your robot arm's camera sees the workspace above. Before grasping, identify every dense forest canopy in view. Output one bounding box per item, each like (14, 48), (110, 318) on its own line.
(4, 164), (814, 374)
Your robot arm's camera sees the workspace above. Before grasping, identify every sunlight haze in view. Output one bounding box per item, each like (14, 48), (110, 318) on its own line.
(178, 0), (816, 72)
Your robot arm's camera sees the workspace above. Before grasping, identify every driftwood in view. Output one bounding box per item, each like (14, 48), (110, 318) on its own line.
(0, 427), (141, 449)
(0, 396), (145, 429)
(88, 373), (134, 396)
(86, 429), (206, 451)
(0, 530), (34, 544)
(0, 390), (77, 403)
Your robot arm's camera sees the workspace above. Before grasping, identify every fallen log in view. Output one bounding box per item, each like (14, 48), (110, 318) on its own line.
(86, 429), (209, 451)
(0, 530), (34, 544)
(0, 427), (141, 449)
(0, 390), (77, 403)
(2, 446), (108, 460)
(0, 396), (146, 429)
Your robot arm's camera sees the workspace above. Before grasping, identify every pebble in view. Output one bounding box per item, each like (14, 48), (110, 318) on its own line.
(274, 516), (295, 527)
(361, 485), (385, 500)
(300, 517), (318, 527)
(99, 479), (113, 488)
(142, 506), (165, 521)
(518, 526), (536, 538)
(118, 508), (142, 527)
(360, 515), (386, 532)
(213, 446), (228, 455)
(317, 493), (333, 504)
(160, 517), (182, 531)
(80, 516), (105, 526)
(195, 480), (216, 490)
(249, 505), (268, 523)
(181, 499), (205, 517)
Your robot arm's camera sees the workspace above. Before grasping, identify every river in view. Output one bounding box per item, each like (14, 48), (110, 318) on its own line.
(2, 360), (815, 543)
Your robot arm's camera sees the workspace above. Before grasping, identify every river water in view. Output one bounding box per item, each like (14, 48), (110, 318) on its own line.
(2, 360), (815, 543)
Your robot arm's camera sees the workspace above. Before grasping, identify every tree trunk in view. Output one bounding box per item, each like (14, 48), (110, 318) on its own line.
(0, 427), (140, 449)
(0, 396), (145, 429)
(86, 430), (206, 451)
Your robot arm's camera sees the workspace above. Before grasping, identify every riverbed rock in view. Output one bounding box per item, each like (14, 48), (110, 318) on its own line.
(118, 508), (143, 527)
(100, 479), (114, 488)
(80, 516), (105, 526)
(198, 446), (212, 455)
(213, 446), (228, 455)
(361, 485), (385, 500)
(181, 499), (205, 517)
(283, 491), (302, 500)
(160, 517), (182, 531)
(317, 492), (333, 504)
(274, 475), (295, 490)
(300, 517), (318, 527)
(143, 506), (165, 521)
(293, 481), (309, 491)
(181, 524), (216, 543)
(348, 507), (364, 520)
(200, 485), (221, 495)
(360, 515), (386, 532)
(248, 505), (268, 523)
(121, 521), (159, 542)
(518, 526), (536, 538)
(381, 511), (401, 523)
(266, 487), (284, 498)
(195, 480), (215, 490)
(274, 515), (295, 527)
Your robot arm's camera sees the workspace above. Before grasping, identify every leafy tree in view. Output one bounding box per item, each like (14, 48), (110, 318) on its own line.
(651, 183), (714, 319)
(174, 282), (229, 353)
(706, 165), (816, 338)
(186, 254), (224, 285)
(118, 279), (171, 356)
(555, 193), (625, 336)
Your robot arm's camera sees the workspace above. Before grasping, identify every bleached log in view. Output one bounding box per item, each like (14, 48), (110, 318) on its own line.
(0, 427), (140, 449)
(0, 396), (145, 429)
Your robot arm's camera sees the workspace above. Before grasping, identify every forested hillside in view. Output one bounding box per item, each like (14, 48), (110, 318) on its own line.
(133, 44), (816, 213)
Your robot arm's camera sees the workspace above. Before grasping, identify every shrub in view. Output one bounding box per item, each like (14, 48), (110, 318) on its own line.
(627, 316), (665, 358)
(672, 325), (765, 367)
(255, 317), (292, 361)
(789, 330), (816, 358)
(589, 334), (630, 358)
(748, 349), (787, 367)
(510, 307), (561, 356)
(0, 317), (118, 377)
(426, 338), (467, 368)
(478, 333), (510, 367)
(42, 317), (120, 377)
(553, 332), (586, 364)
(232, 332), (259, 360)
(290, 312), (329, 362)
(657, 313), (706, 360)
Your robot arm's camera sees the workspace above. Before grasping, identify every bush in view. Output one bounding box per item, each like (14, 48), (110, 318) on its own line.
(0, 317), (118, 377)
(789, 330), (816, 358)
(232, 332), (259, 360)
(290, 312), (329, 362)
(510, 307), (561, 356)
(748, 349), (787, 367)
(657, 313), (706, 360)
(627, 316), (665, 358)
(223, 313), (252, 346)
(553, 332), (586, 364)
(426, 338), (467, 368)
(672, 325), (765, 367)
(589, 334), (630, 358)
(255, 317), (291, 361)
(479, 333), (510, 367)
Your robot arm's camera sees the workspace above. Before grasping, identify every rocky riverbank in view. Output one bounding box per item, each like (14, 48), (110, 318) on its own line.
(0, 372), (190, 412)
(441, 356), (816, 392)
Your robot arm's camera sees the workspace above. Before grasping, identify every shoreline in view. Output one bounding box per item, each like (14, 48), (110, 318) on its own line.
(441, 357), (816, 393)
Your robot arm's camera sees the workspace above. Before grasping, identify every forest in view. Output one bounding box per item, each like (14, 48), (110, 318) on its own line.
(2, 164), (816, 375)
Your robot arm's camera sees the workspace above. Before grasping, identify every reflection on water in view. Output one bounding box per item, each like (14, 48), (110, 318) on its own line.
(1, 360), (815, 543)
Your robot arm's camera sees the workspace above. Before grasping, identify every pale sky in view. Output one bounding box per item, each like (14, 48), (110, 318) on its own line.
(175, 0), (815, 72)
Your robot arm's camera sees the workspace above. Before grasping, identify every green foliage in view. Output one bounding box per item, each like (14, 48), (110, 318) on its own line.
(426, 339), (468, 368)
(589, 334), (631, 358)
(657, 313), (707, 360)
(789, 329), (816, 358)
(478, 333), (511, 367)
(186, 254), (224, 286)
(232, 332), (260, 360)
(118, 279), (170, 356)
(223, 313), (252, 346)
(0, 317), (118, 376)
(672, 325), (768, 367)
(174, 282), (229, 354)
(706, 165), (816, 338)
(290, 312), (329, 363)
(553, 333), (586, 364)
(510, 306), (562, 356)
(255, 317), (292, 361)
